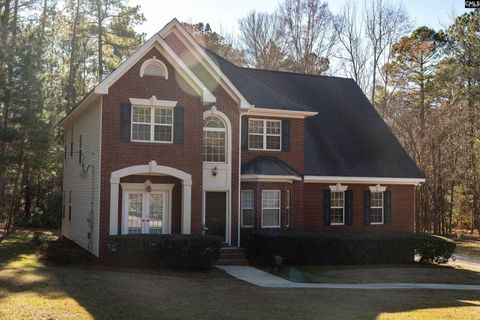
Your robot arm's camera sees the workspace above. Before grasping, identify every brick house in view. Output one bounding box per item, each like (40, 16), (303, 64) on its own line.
(60, 19), (424, 258)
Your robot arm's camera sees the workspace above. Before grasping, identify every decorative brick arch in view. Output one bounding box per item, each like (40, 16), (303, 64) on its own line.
(109, 161), (192, 235)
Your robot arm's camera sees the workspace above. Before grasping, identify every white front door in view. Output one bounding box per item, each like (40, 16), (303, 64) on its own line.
(125, 190), (168, 234)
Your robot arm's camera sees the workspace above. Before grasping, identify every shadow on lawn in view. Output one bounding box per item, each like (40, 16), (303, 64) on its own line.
(1, 231), (480, 319)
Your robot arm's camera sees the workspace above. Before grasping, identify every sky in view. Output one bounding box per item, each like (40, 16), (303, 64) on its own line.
(129, 0), (471, 37)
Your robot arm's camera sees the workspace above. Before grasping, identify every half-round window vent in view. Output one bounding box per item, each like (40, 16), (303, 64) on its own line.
(140, 56), (168, 79)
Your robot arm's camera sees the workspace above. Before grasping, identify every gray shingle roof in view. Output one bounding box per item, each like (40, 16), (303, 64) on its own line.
(207, 51), (424, 179)
(242, 156), (301, 176)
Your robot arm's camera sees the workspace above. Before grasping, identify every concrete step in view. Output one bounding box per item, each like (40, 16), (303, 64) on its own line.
(216, 259), (249, 266)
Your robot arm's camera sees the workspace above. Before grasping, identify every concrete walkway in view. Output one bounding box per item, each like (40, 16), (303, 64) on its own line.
(217, 266), (480, 290)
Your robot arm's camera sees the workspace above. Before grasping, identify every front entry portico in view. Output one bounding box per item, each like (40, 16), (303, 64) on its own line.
(109, 160), (192, 235)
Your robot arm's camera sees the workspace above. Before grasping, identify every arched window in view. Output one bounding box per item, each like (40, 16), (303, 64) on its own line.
(203, 115), (226, 162)
(140, 57), (168, 79)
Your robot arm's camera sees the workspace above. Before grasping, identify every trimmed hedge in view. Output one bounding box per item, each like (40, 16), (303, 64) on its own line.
(107, 234), (222, 271)
(247, 231), (456, 266)
(40, 238), (94, 265)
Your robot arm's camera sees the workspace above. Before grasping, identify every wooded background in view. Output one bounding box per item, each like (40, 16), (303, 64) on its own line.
(0, 0), (478, 236)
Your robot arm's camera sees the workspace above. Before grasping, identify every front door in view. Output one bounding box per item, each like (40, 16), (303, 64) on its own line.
(126, 191), (166, 234)
(205, 192), (227, 241)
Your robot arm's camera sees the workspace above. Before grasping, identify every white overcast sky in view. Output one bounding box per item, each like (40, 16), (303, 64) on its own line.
(129, 0), (470, 37)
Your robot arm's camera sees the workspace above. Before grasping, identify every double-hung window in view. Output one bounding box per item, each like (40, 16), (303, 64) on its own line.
(262, 190), (281, 227)
(370, 191), (384, 224)
(330, 191), (345, 225)
(241, 190), (254, 227)
(248, 119), (281, 151)
(131, 106), (173, 143)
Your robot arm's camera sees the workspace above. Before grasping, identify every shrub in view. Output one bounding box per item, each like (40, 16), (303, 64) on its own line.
(107, 234), (222, 271)
(247, 231), (456, 266)
(414, 234), (456, 264)
(40, 238), (94, 265)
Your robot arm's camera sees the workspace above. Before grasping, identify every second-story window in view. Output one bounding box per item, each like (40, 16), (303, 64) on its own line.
(131, 106), (173, 143)
(203, 115), (226, 162)
(248, 119), (281, 151)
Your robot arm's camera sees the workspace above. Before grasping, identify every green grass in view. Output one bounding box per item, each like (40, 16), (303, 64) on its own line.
(0, 230), (480, 320)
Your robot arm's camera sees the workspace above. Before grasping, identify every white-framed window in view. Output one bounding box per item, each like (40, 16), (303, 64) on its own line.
(330, 191), (345, 225)
(131, 106), (173, 143)
(261, 190), (281, 228)
(203, 115), (226, 162)
(248, 119), (281, 151)
(370, 191), (384, 224)
(285, 189), (291, 227)
(241, 190), (254, 227)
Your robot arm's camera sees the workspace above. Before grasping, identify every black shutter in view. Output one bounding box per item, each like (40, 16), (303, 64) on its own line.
(282, 119), (290, 152)
(384, 190), (392, 224)
(241, 116), (249, 150)
(323, 190), (331, 226)
(120, 102), (131, 141)
(364, 191), (371, 224)
(173, 107), (184, 144)
(345, 190), (353, 225)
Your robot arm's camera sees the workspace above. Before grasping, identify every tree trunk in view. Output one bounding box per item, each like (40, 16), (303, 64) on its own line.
(66, 0), (82, 107)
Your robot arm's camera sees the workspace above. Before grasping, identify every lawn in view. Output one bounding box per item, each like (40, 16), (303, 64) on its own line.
(455, 239), (480, 257)
(299, 264), (480, 285)
(0, 230), (479, 320)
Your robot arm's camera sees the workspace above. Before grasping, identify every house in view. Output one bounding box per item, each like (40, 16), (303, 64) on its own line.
(60, 19), (425, 258)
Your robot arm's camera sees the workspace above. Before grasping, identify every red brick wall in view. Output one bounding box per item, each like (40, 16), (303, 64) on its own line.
(238, 182), (415, 245)
(241, 117), (304, 174)
(303, 183), (415, 232)
(99, 46), (240, 257)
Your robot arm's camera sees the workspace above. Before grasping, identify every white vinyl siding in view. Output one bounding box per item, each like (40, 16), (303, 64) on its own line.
(261, 190), (281, 228)
(62, 97), (102, 256)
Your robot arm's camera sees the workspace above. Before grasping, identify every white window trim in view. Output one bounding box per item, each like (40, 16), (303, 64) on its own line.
(285, 189), (291, 227)
(203, 115), (227, 163)
(120, 183), (174, 235)
(369, 185), (386, 225)
(131, 105), (174, 143)
(139, 57), (169, 79)
(330, 190), (345, 226)
(129, 96), (177, 108)
(261, 190), (281, 228)
(241, 190), (254, 228)
(248, 118), (282, 151)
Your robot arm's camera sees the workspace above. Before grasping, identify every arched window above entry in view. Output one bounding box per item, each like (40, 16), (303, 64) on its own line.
(203, 115), (226, 163)
(140, 56), (168, 79)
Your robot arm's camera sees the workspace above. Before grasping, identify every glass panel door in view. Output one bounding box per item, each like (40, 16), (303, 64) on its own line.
(127, 192), (143, 234)
(148, 192), (165, 234)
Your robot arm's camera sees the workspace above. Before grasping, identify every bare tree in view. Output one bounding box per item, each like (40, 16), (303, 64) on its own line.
(279, 0), (336, 74)
(334, 2), (370, 93)
(364, 0), (410, 103)
(238, 11), (286, 69)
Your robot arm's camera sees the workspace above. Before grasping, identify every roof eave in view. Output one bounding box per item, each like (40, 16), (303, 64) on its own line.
(243, 107), (317, 119)
(303, 176), (426, 185)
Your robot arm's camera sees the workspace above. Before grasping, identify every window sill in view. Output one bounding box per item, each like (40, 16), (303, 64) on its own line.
(330, 223), (345, 226)
(247, 148), (282, 152)
(370, 222), (384, 225)
(128, 140), (174, 144)
(261, 226), (281, 228)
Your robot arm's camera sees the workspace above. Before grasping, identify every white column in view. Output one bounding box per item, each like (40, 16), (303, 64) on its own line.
(109, 178), (120, 235)
(181, 179), (192, 234)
